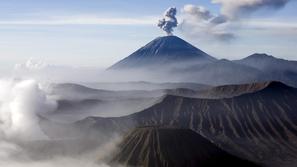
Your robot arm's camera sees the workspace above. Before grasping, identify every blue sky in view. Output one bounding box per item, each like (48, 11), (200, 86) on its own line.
(0, 0), (296, 71)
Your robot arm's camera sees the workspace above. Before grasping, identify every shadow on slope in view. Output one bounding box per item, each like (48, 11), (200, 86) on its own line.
(110, 127), (260, 167)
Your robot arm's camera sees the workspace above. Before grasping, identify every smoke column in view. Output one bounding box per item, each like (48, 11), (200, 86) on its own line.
(158, 7), (178, 36)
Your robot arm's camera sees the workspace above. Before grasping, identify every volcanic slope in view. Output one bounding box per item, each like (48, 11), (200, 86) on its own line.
(111, 127), (260, 167)
(74, 81), (297, 167)
(109, 35), (216, 70)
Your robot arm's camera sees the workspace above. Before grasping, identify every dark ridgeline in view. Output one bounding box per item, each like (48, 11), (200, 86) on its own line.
(74, 81), (297, 167)
(111, 127), (260, 167)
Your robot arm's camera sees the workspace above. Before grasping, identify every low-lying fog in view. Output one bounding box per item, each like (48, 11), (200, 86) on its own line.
(0, 56), (283, 167)
(0, 66), (192, 166)
(0, 79), (129, 167)
(0, 58), (246, 167)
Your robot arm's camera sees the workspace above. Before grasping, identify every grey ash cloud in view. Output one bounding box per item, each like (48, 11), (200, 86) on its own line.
(158, 7), (178, 36)
(180, 4), (234, 41)
(213, 0), (291, 18)
(180, 0), (292, 42)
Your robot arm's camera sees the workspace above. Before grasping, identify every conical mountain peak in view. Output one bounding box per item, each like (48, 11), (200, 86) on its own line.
(109, 36), (216, 70)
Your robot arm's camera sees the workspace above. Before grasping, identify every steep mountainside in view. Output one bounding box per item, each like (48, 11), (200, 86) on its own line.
(109, 36), (216, 70)
(73, 81), (297, 167)
(111, 127), (260, 167)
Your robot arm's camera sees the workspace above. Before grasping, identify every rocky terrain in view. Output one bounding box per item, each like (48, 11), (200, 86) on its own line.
(111, 127), (260, 167)
(71, 81), (297, 167)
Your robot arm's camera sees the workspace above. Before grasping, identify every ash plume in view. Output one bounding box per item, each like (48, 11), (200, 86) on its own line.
(180, 0), (291, 42)
(180, 4), (234, 41)
(213, 0), (291, 19)
(158, 7), (178, 36)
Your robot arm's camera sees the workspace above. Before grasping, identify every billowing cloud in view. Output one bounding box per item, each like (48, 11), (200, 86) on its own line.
(158, 7), (178, 35)
(183, 5), (214, 20)
(180, 4), (235, 41)
(0, 79), (57, 140)
(180, 0), (291, 42)
(0, 79), (117, 166)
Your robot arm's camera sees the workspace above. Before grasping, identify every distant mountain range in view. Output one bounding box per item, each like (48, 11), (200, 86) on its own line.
(236, 53), (297, 87)
(107, 36), (297, 87)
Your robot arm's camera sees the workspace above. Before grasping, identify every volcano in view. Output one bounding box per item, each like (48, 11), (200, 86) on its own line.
(109, 36), (216, 70)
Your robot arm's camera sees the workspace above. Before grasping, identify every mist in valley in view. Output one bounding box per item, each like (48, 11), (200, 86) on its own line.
(0, 64), (197, 167)
(0, 78), (128, 167)
(0, 1), (296, 166)
(1, 35), (297, 167)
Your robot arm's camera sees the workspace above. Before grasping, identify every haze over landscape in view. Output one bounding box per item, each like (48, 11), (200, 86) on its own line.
(0, 0), (297, 167)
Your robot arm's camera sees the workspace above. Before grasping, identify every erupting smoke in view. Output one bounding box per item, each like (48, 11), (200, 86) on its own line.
(158, 7), (178, 36)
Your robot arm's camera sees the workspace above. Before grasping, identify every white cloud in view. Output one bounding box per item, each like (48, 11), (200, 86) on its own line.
(13, 58), (104, 83)
(0, 79), (57, 140)
(14, 58), (48, 71)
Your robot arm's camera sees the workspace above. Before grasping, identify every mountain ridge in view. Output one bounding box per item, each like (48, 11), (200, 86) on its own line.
(69, 81), (297, 167)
